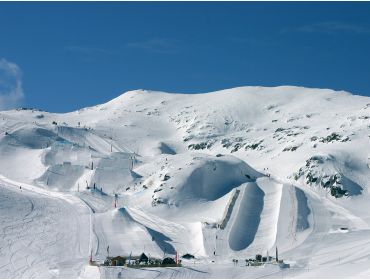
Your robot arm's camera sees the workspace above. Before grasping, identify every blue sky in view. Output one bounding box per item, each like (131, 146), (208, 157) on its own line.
(1, 2), (370, 112)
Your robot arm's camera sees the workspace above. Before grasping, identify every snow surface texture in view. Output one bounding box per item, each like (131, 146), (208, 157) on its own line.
(1, 86), (370, 278)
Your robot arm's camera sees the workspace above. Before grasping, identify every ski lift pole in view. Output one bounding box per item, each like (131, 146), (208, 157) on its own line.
(114, 193), (118, 208)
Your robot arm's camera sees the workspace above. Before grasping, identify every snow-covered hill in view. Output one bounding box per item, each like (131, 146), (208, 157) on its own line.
(1, 86), (370, 278)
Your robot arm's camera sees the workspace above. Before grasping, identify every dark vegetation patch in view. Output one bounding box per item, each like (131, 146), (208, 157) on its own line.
(320, 132), (350, 143)
(293, 156), (350, 198)
(245, 140), (264, 151)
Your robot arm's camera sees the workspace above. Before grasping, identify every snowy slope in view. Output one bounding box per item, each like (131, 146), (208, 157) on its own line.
(1, 86), (370, 278)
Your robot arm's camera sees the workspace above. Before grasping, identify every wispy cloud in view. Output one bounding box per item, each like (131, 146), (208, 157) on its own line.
(228, 36), (278, 48)
(0, 58), (24, 110)
(65, 46), (113, 55)
(125, 38), (181, 54)
(282, 21), (370, 35)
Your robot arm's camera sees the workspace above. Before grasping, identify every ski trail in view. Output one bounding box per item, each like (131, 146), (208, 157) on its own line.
(0, 175), (92, 278)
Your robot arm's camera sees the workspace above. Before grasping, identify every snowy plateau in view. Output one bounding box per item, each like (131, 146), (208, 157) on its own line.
(1, 86), (370, 279)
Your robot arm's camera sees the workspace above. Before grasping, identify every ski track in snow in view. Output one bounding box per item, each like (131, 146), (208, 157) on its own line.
(0, 176), (91, 278)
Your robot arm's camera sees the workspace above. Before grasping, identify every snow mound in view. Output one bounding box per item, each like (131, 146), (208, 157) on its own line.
(163, 154), (262, 204)
(3, 125), (62, 149)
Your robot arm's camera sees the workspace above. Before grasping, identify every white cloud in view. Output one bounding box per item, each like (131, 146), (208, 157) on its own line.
(0, 58), (24, 110)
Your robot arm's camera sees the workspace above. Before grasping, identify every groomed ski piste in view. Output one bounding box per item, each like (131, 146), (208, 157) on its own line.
(1, 86), (370, 278)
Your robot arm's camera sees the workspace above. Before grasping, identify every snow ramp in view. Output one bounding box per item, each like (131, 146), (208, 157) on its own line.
(228, 182), (265, 251)
(93, 207), (202, 260)
(224, 177), (283, 254)
(93, 207), (164, 260)
(202, 177), (311, 259)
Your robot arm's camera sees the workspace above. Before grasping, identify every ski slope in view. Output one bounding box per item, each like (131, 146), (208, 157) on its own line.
(0, 176), (91, 278)
(1, 86), (370, 278)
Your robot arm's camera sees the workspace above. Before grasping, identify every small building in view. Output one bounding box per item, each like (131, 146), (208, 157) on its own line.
(182, 253), (195, 260)
(161, 257), (176, 266)
(111, 256), (126, 266)
(104, 256), (126, 266)
(139, 253), (149, 264)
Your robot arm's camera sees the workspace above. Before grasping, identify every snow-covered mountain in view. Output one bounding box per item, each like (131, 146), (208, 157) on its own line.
(1, 86), (370, 278)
